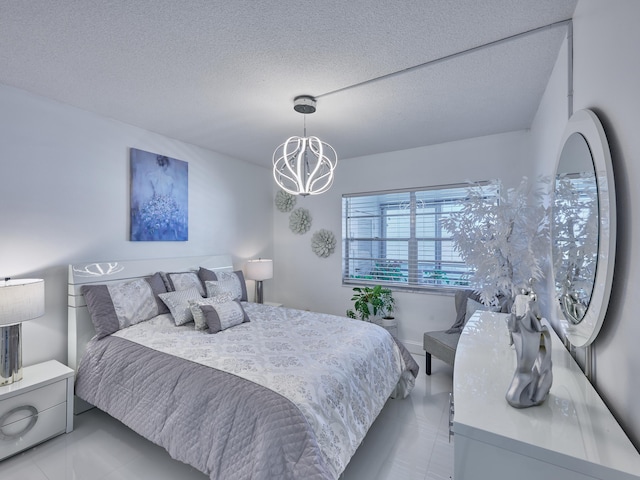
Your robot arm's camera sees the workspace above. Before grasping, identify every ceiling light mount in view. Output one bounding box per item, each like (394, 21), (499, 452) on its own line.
(293, 95), (317, 114)
(273, 95), (337, 196)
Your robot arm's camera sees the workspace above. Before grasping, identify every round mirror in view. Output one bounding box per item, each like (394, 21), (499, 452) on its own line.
(551, 109), (616, 347)
(553, 133), (598, 325)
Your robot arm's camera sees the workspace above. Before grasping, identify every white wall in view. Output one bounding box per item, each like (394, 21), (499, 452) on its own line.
(0, 84), (273, 367)
(571, 0), (640, 448)
(272, 130), (530, 354)
(529, 0), (640, 448)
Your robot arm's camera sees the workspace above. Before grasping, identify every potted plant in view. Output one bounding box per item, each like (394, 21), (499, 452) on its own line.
(346, 285), (397, 335)
(379, 288), (398, 336)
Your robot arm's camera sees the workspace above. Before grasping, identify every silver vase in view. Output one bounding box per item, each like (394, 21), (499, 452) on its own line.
(505, 293), (553, 408)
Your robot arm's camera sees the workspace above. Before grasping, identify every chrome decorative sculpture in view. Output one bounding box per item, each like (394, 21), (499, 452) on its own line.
(505, 292), (553, 408)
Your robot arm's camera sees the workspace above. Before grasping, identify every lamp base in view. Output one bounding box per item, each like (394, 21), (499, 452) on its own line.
(0, 324), (23, 386)
(255, 281), (264, 304)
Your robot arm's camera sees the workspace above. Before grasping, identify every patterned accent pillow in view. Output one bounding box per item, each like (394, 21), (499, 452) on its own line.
(201, 300), (250, 334)
(203, 270), (248, 301)
(189, 292), (235, 330)
(160, 271), (205, 296)
(82, 274), (167, 339)
(158, 287), (203, 325)
(205, 280), (237, 301)
(205, 270), (248, 301)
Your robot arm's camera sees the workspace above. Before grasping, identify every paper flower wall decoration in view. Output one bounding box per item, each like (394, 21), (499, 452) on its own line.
(289, 208), (312, 234)
(275, 190), (296, 213)
(311, 229), (336, 258)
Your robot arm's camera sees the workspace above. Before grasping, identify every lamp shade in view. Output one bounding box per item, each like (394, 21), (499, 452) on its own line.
(245, 259), (273, 281)
(0, 279), (45, 326)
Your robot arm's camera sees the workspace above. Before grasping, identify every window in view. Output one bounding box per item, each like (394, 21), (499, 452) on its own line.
(342, 182), (498, 291)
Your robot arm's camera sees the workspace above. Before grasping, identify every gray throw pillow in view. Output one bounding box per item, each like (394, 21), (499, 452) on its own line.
(201, 300), (250, 334)
(445, 290), (478, 334)
(189, 292), (235, 330)
(146, 272), (170, 315)
(197, 266), (218, 285)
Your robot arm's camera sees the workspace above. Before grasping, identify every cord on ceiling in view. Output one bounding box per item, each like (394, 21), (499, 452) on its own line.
(315, 18), (573, 100)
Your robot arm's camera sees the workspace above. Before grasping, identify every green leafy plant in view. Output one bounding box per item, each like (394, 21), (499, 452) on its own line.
(346, 285), (395, 321)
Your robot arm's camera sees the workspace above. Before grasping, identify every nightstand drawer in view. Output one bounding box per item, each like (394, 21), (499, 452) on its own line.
(0, 381), (66, 427)
(0, 402), (66, 460)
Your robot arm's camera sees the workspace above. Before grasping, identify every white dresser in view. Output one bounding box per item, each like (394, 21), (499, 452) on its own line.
(453, 311), (640, 480)
(0, 360), (74, 461)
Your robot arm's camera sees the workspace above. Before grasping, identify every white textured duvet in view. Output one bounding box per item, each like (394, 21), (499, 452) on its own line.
(113, 303), (415, 478)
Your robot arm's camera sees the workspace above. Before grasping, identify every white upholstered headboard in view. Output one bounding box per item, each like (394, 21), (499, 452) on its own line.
(67, 254), (233, 371)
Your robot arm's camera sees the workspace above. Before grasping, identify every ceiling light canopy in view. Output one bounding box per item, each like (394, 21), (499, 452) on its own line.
(273, 96), (337, 196)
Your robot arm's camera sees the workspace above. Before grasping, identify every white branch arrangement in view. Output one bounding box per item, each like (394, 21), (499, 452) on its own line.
(441, 177), (550, 306)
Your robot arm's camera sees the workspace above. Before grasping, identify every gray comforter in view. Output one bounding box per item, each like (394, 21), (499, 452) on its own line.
(76, 335), (332, 479)
(75, 306), (418, 480)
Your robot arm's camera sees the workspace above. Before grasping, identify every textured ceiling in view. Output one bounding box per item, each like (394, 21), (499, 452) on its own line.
(0, 1), (577, 166)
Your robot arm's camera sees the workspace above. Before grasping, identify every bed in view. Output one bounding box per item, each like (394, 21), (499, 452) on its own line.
(68, 255), (419, 480)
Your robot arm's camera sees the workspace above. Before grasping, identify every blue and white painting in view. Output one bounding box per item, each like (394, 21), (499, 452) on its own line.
(130, 148), (188, 241)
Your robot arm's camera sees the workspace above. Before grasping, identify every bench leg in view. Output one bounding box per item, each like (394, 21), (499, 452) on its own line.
(426, 352), (432, 375)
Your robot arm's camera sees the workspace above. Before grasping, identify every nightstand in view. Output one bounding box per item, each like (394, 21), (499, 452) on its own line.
(0, 360), (74, 460)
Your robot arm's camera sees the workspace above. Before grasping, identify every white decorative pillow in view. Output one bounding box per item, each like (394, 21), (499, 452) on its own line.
(161, 271), (205, 296)
(205, 280), (236, 300)
(202, 270), (248, 301)
(465, 298), (501, 322)
(201, 300), (250, 334)
(204, 272), (242, 300)
(158, 287), (203, 325)
(108, 278), (159, 328)
(189, 293), (235, 330)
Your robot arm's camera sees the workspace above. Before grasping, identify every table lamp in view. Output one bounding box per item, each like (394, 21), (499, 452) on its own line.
(0, 278), (45, 385)
(245, 259), (273, 304)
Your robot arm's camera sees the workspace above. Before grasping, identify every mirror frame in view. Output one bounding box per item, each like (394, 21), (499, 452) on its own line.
(552, 109), (616, 347)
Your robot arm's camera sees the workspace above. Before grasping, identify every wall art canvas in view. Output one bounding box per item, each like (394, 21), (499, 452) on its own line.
(130, 148), (188, 241)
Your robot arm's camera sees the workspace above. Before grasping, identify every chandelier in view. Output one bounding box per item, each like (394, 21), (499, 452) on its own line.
(273, 95), (337, 196)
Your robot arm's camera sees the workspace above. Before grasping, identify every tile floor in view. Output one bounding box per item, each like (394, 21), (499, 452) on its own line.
(0, 354), (454, 480)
